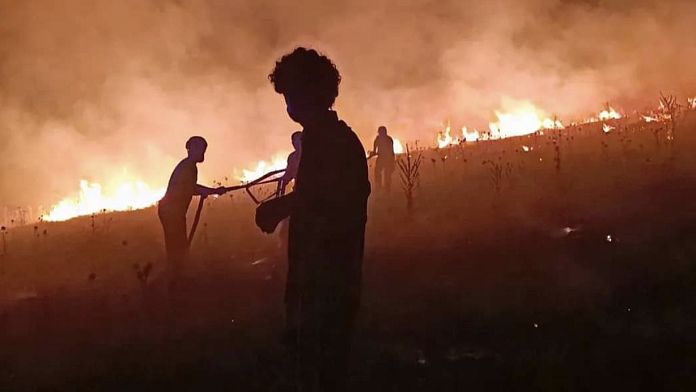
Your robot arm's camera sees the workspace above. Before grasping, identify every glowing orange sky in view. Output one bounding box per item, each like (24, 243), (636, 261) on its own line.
(1, 0), (695, 210)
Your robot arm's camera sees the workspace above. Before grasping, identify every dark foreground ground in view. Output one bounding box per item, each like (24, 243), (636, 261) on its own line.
(2, 114), (696, 391)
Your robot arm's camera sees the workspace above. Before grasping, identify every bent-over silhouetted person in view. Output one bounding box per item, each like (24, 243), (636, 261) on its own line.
(158, 136), (224, 284)
(372, 125), (395, 192)
(256, 47), (371, 392)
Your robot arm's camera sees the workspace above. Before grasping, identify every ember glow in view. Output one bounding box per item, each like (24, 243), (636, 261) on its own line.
(43, 180), (165, 222)
(602, 123), (615, 133)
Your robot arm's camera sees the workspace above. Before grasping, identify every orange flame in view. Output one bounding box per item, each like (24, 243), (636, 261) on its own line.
(584, 106), (622, 123)
(43, 179), (165, 222)
(488, 99), (562, 139)
(436, 124), (459, 148)
(462, 127), (481, 142)
(598, 107), (622, 121)
(236, 154), (288, 183)
(45, 154), (290, 222)
(392, 138), (405, 154)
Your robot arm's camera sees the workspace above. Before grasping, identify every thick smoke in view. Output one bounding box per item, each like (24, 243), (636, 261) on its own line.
(1, 0), (695, 209)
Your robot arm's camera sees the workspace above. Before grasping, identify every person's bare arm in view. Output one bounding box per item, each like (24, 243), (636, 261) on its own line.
(277, 155), (295, 196)
(367, 137), (378, 158)
(195, 184), (225, 197)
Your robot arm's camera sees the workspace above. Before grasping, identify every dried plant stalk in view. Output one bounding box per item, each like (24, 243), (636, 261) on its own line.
(396, 144), (423, 215)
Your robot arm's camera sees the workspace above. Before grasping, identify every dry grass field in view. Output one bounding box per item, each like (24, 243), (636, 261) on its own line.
(2, 112), (696, 391)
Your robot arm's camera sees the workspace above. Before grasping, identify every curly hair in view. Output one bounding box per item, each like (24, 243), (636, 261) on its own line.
(269, 47), (341, 109)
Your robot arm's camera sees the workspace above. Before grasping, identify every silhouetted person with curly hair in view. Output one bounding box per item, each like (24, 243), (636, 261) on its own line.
(256, 47), (370, 392)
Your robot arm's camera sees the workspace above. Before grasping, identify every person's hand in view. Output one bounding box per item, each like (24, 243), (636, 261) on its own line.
(198, 188), (212, 198)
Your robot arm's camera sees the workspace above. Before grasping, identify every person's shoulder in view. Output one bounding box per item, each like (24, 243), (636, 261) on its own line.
(346, 128), (367, 156)
(172, 158), (187, 171)
(338, 121), (359, 140)
(177, 158), (197, 173)
(331, 117), (364, 152)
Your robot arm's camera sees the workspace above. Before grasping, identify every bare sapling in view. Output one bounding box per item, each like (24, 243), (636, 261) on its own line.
(396, 144), (423, 216)
(659, 92), (682, 141)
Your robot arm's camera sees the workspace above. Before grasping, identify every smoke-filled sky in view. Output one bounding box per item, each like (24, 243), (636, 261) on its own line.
(1, 0), (695, 208)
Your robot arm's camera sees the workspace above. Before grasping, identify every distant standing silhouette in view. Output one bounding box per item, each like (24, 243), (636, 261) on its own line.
(158, 136), (224, 287)
(256, 47), (371, 392)
(372, 125), (396, 192)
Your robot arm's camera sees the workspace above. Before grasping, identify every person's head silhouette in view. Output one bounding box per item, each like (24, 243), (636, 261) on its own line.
(378, 126), (387, 137)
(269, 47), (341, 126)
(291, 131), (303, 151)
(186, 136), (208, 163)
